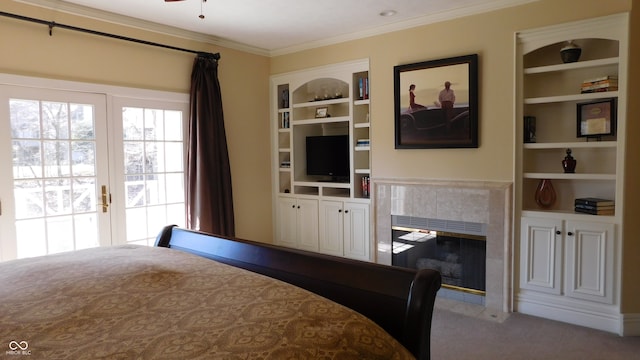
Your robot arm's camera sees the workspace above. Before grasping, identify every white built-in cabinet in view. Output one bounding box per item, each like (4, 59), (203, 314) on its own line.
(270, 59), (372, 261)
(520, 216), (615, 304)
(276, 197), (319, 252)
(515, 14), (628, 334)
(319, 200), (370, 261)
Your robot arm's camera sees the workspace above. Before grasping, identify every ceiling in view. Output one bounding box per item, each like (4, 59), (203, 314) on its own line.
(16, 0), (535, 56)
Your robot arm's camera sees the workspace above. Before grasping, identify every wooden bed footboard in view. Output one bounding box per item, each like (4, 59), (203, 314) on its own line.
(155, 225), (441, 360)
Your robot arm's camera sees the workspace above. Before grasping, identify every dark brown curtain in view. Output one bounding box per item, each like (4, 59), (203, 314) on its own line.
(186, 53), (235, 236)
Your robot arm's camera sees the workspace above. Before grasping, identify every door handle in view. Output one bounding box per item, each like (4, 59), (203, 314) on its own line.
(100, 185), (109, 213)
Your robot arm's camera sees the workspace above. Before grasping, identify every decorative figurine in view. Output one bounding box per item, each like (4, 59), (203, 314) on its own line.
(562, 148), (576, 173)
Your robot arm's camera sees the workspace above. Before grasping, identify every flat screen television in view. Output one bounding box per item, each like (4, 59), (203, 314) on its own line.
(306, 135), (350, 182)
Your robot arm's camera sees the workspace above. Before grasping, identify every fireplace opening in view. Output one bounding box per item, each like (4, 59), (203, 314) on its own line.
(391, 225), (486, 296)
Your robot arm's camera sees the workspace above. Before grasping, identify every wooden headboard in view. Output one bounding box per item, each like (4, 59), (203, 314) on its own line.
(155, 225), (441, 360)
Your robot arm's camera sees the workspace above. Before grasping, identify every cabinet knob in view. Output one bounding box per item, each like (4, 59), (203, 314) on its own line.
(338, 209), (342, 213)
(297, 205), (301, 209)
(567, 231), (574, 236)
(555, 230), (561, 235)
(292, 205), (295, 208)
(344, 210), (349, 213)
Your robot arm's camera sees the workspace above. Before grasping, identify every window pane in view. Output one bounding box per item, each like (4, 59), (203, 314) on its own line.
(126, 207), (147, 241)
(43, 141), (70, 178)
(165, 110), (183, 141)
(47, 216), (74, 254)
(70, 104), (95, 140)
(144, 109), (164, 140)
(167, 204), (186, 228)
(42, 101), (69, 139)
(125, 175), (145, 207)
(124, 142), (144, 175)
(73, 178), (96, 213)
(12, 140), (42, 179)
(10, 99), (40, 139)
(146, 174), (166, 205)
(145, 141), (163, 173)
(123, 107), (144, 140)
(45, 179), (71, 215)
(16, 219), (46, 258)
(14, 180), (44, 219)
(165, 142), (183, 172)
(166, 173), (184, 203)
(72, 141), (96, 176)
(74, 214), (99, 250)
(146, 205), (167, 239)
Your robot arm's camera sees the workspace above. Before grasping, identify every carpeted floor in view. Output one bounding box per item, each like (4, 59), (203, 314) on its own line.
(431, 298), (640, 360)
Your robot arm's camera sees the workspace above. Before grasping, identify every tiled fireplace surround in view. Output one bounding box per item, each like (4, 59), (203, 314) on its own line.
(374, 179), (513, 313)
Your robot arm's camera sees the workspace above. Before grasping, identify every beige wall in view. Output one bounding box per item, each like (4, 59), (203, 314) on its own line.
(623, 2), (640, 315)
(271, 0), (640, 313)
(0, 1), (272, 243)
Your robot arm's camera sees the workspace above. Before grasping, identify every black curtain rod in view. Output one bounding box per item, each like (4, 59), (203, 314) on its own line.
(0, 11), (220, 60)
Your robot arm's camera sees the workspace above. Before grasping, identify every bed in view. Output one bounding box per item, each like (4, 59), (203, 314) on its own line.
(0, 225), (441, 359)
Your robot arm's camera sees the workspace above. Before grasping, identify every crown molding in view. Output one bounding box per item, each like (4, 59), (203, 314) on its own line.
(14, 0), (271, 57)
(269, 0), (538, 56)
(17, 0), (537, 58)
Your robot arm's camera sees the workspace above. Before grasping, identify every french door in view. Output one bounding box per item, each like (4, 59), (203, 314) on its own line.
(0, 82), (188, 261)
(110, 97), (187, 247)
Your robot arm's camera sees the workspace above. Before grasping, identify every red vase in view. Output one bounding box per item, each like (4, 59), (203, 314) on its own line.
(535, 179), (556, 209)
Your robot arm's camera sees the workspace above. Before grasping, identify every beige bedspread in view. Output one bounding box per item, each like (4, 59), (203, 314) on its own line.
(0, 245), (414, 359)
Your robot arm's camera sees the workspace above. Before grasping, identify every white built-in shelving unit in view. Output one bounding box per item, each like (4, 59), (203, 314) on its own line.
(270, 59), (372, 261)
(514, 14), (628, 334)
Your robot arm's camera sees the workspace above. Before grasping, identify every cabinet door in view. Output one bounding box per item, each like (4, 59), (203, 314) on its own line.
(296, 198), (319, 252)
(276, 197), (298, 248)
(343, 202), (370, 261)
(565, 220), (615, 304)
(520, 217), (563, 295)
(319, 200), (344, 256)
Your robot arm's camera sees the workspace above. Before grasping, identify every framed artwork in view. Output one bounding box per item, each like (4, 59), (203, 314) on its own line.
(393, 54), (479, 149)
(315, 107), (328, 118)
(577, 98), (616, 138)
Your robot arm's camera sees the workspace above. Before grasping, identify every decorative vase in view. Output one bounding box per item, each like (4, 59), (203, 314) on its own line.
(535, 179), (556, 209)
(562, 148), (576, 173)
(560, 40), (581, 63)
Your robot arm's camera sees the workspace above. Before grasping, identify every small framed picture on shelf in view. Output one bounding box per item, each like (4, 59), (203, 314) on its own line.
(577, 98), (616, 138)
(315, 107), (328, 118)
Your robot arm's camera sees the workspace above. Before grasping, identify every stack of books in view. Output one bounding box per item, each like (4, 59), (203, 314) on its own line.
(580, 75), (618, 93)
(574, 197), (615, 215)
(356, 138), (370, 148)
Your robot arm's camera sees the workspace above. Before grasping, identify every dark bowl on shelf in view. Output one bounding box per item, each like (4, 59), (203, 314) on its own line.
(560, 47), (581, 63)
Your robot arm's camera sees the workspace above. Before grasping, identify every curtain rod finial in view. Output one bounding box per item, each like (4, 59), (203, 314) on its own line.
(197, 52), (220, 60)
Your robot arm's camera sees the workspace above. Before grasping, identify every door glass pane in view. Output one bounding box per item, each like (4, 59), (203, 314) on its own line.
(9, 98), (101, 258)
(121, 106), (185, 245)
(16, 219), (46, 258)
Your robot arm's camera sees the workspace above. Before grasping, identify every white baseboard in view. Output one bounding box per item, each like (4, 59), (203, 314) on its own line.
(621, 313), (640, 336)
(516, 294), (621, 334)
